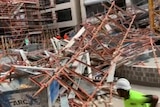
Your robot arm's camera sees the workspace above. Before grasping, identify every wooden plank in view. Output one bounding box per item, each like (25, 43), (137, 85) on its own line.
(107, 63), (116, 83)
(107, 53), (120, 83)
(85, 52), (92, 79)
(3, 63), (43, 75)
(53, 37), (61, 50)
(18, 68), (41, 75)
(19, 49), (31, 66)
(50, 38), (58, 53)
(44, 50), (50, 57)
(11, 65), (55, 71)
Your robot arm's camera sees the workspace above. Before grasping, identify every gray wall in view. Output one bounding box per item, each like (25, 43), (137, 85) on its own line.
(115, 65), (160, 87)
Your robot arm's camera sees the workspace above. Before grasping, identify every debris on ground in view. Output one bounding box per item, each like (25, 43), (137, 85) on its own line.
(0, 1), (160, 107)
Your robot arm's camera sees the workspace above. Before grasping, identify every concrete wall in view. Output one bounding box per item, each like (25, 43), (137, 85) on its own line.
(74, 0), (81, 24)
(115, 65), (160, 87)
(80, 0), (87, 22)
(116, 47), (160, 87)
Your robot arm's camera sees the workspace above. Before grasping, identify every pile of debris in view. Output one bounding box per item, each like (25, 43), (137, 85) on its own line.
(0, 2), (159, 107)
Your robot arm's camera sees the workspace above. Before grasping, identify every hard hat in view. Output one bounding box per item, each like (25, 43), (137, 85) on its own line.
(115, 78), (131, 90)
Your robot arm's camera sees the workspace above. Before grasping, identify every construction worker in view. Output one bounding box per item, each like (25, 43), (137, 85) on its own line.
(115, 78), (159, 107)
(55, 34), (61, 40)
(63, 33), (69, 40)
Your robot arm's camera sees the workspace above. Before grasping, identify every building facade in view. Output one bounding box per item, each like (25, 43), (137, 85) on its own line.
(39, 0), (148, 34)
(40, 0), (81, 35)
(80, 0), (109, 22)
(39, 0), (57, 30)
(54, 0), (81, 27)
(80, 0), (148, 22)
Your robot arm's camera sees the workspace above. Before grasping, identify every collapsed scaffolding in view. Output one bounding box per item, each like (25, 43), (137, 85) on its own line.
(0, 1), (160, 107)
(0, 0), (57, 52)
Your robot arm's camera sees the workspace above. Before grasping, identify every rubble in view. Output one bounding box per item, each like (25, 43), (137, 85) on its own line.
(0, 1), (160, 107)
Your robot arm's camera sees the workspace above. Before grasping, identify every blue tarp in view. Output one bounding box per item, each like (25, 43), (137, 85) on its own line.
(49, 80), (60, 104)
(0, 93), (12, 107)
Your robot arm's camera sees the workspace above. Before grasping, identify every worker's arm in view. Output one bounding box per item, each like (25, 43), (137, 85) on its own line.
(130, 92), (158, 107)
(144, 95), (159, 107)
